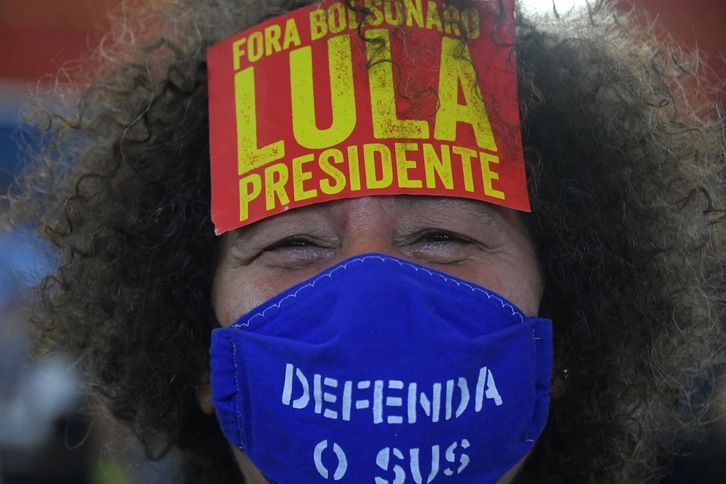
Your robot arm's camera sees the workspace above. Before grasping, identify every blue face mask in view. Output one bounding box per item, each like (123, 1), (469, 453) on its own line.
(211, 254), (552, 483)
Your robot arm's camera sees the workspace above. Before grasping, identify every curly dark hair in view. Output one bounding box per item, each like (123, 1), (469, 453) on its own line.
(7, 0), (726, 482)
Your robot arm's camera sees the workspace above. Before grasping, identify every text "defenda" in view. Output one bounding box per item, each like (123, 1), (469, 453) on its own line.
(281, 364), (503, 424)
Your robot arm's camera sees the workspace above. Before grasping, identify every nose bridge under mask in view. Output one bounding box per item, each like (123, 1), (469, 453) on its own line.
(236, 254), (527, 338)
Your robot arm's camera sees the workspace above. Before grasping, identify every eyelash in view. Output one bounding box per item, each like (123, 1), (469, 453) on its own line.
(412, 230), (471, 245)
(256, 235), (336, 269)
(265, 236), (319, 251)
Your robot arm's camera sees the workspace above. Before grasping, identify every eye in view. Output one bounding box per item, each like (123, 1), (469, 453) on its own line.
(402, 229), (475, 264)
(259, 235), (335, 269)
(266, 236), (317, 250)
(418, 231), (468, 244)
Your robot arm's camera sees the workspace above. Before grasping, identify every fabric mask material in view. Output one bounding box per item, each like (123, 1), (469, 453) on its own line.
(211, 254), (552, 483)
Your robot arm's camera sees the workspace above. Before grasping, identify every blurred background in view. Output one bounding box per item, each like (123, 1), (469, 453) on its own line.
(0, 1), (178, 483)
(0, 0), (723, 482)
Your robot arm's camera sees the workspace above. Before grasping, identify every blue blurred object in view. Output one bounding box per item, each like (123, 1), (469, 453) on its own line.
(0, 228), (52, 309)
(0, 122), (20, 187)
(0, 88), (22, 187)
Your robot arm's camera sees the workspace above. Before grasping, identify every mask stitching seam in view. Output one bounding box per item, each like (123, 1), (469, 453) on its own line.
(526, 326), (537, 443)
(530, 321), (554, 442)
(231, 338), (247, 451)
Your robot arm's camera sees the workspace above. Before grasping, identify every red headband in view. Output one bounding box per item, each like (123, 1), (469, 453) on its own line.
(208, 0), (528, 234)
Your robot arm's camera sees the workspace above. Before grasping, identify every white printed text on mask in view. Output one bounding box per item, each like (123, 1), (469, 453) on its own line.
(282, 364), (503, 423)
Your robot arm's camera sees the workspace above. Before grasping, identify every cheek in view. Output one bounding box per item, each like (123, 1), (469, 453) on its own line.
(503, 274), (543, 317)
(502, 255), (543, 317)
(460, 264), (542, 317)
(211, 281), (243, 328)
(497, 220), (544, 317)
(212, 269), (280, 327)
(500, 247), (543, 316)
(213, 266), (325, 327)
(456, 248), (542, 317)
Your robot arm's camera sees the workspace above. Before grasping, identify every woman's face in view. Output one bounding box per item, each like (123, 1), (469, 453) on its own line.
(210, 195), (544, 483)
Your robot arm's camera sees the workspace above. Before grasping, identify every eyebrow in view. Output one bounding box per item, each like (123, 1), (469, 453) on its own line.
(391, 196), (504, 228)
(227, 203), (328, 247)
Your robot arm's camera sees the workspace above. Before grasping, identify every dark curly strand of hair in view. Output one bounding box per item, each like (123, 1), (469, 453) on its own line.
(7, 0), (726, 482)
(516, 5), (726, 480)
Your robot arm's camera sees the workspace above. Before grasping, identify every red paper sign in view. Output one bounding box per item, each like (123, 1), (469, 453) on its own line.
(208, 0), (528, 234)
